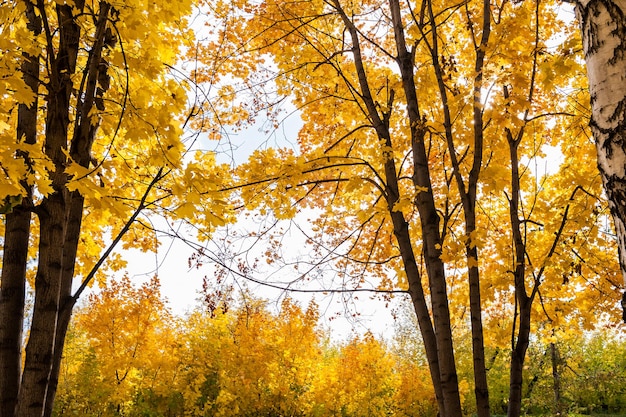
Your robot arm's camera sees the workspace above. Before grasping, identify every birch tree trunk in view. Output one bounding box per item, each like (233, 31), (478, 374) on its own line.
(572, 0), (626, 319)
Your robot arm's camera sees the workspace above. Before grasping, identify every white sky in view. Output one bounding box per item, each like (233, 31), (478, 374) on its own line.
(85, 97), (403, 342)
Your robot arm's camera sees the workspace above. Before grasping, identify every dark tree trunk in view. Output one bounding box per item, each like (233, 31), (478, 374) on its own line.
(388, 1), (463, 415)
(425, 0), (492, 414)
(16, 192), (69, 417)
(0, 208), (32, 417)
(0, 2), (41, 415)
(507, 297), (532, 417)
(466, 3), (491, 415)
(505, 121), (535, 417)
(13, 2), (111, 415)
(42, 192), (84, 417)
(16, 3), (79, 413)
(329, 1), (463, 415)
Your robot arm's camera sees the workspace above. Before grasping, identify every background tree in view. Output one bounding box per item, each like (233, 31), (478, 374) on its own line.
(54, 276), (183, 416)
(55, 284), (626, 416)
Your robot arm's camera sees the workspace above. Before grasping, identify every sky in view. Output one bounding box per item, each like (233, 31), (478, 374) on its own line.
(116, 229), (404, 341)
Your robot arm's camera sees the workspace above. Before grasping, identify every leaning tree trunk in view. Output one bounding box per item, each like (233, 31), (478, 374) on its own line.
(388, 0), (464, 415)
(571, 0), (626, 319)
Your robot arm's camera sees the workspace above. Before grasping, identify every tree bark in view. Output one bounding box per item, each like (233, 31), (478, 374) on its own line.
(388, 178), (447, 416)
(425, 1), (492, 415)
(572, 0), (626, 320)
(329, 1), (463, 415)
(466, 3), (491, 415)
(2, 1), (155, 415)
(16, 192), (69, 417)
(14, 3), (82, 416)
(0, 208), (32, 417)
(42, 192), (84, 417)
(390, 1), (463, 415)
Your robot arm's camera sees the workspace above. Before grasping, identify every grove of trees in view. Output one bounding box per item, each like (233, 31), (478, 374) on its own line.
(53, 277), (626, 417)
(2, 0), (626, 416)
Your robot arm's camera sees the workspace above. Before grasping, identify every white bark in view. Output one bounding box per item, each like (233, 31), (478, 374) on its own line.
(575, 0), (626, 318)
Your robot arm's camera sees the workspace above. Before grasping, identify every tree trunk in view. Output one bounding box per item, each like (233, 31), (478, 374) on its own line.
(426, 0), (492, 414)
(505, 124), (535, 417)
(16, 191), (69, 417)
(15, 3), (81, 415)
(388, 1), (463, 415)
(393, 5), (462, 417)
(507, 297), (532, 417)
(467, 3), (491, 415)
(0, 3), (41, 414)
(42, 192), (85, 417)
(0, 208), (32, 417)
(14, 2), (113, 414)
(329, 1), (463, 414)
(572, 0), (626, 319)
(389, 206), (447, 415)
(550, 342), (563, 415)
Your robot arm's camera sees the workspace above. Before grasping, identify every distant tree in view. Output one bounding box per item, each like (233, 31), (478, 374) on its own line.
(54, 276), (182, 416)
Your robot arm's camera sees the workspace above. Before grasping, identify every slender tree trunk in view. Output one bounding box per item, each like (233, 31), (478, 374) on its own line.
(466, 236), (490, 417)
(571, 0), (626, 319)
(388, 1), (462, 415)
(330, 1), (462, 414)
(426, 0), (492, 414)
(386, 132), (446, 416)
(392, 2), (462, 415)
(507, 297), (532, 417)
(506, 124), (535, 417)
(467, 3), (491, 415)
(0, 3), (41, 415)
(507, 136), (526, 417)
(550, 342), (563, 415)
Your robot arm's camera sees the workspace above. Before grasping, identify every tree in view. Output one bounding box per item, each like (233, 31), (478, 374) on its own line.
(80, 276), (179, 413)
(54, 276), (183, 416)
(182, 296), (323, 417)
(321, 332), (399, 417)
(0, 1), (231, 415)
(194, 1), (621, 417)
(56, 283), (626, 416)
(568, 0), (626, 321)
